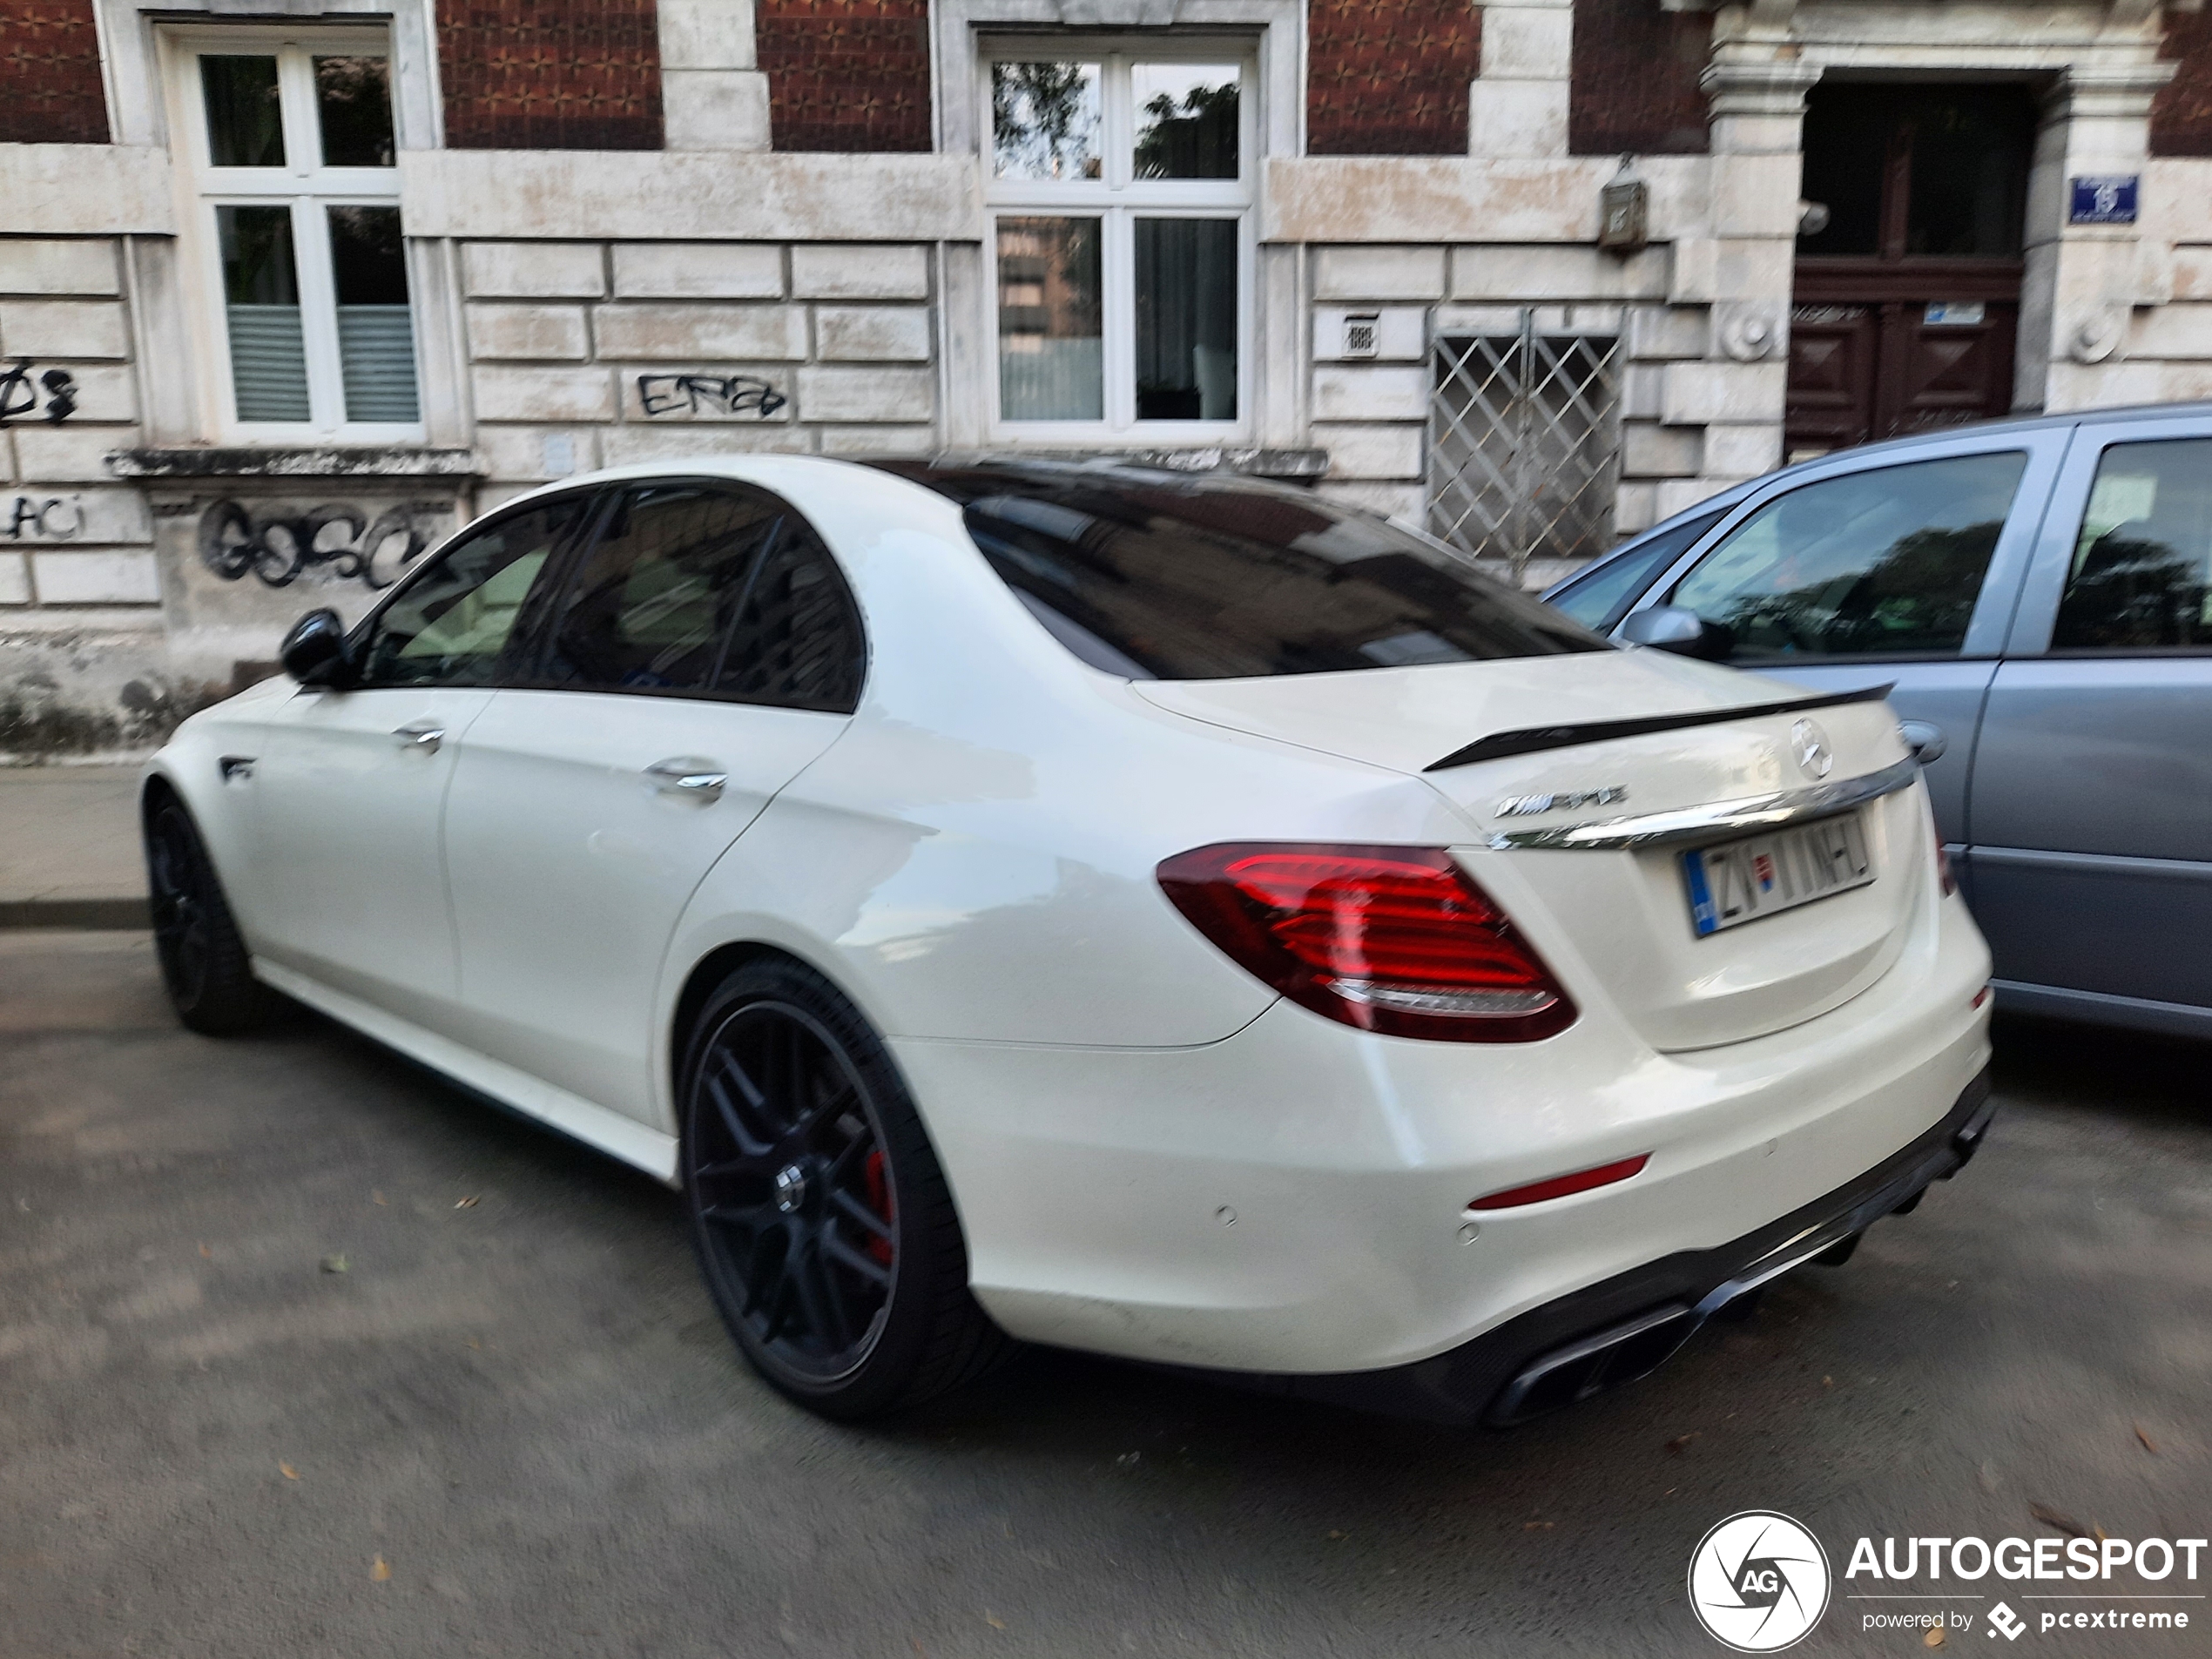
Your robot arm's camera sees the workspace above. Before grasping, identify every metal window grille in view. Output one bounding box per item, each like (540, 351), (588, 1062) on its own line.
(1426, 313), (1622, 582)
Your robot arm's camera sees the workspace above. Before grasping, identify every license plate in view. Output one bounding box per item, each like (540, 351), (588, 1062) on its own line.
(1683, 813), (1873, 937)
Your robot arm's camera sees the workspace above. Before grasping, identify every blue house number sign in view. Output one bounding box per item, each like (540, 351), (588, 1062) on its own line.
(2070, 175), (2139, 225)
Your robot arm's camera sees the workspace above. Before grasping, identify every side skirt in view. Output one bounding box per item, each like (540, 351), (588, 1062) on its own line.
(1992, 979), (2212, 1043)
(254, 957), (681, 1186)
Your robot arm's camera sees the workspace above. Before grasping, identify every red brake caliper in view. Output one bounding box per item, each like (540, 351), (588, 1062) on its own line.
(863, 1149), (894, 1266)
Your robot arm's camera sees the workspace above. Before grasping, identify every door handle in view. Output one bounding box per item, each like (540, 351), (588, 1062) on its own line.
(394, 720), (446, 754)
(644, 758), (727, 802)
(1899, 720), (1947, 766)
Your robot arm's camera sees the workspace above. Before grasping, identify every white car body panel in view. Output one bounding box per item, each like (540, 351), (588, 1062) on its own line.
(146, 454), (1994, 1392)
(442, 688), (849, 1124)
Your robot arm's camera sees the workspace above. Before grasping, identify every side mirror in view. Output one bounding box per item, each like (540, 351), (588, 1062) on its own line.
(1620, 604), (1729, 660)
(1899, 719), (1948, 766)
(280, 608), (356, 689)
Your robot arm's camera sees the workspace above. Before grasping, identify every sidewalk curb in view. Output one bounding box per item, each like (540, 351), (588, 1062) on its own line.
(0, 900), (152, 931)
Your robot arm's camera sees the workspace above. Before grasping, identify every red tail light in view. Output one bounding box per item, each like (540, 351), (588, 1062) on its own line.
(1156, 843), (1577, 1042)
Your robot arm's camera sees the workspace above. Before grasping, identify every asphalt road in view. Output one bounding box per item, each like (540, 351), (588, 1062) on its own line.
(3, 931), (2207, 1658)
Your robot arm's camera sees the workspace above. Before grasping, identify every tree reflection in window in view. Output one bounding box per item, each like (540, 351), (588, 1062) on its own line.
(992, 62), (1102, 181)
(1669, 451), (2027, 660)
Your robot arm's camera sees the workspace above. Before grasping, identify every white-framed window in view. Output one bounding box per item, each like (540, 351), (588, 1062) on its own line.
(167, 29), (423, 442)
(982, 43), (1255, 440)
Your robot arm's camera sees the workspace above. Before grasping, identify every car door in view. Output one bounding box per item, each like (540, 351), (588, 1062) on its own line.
(1617, 430), (2069, 852)
(1967, 415), (2212, 1017)
(245, 494), (593, 1029)
(441, 479), (865, 1127)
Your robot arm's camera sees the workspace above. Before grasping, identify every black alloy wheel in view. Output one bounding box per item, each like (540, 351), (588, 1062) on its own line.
(681, 958), (1008, 1418)
(144, 793), (272, 1035)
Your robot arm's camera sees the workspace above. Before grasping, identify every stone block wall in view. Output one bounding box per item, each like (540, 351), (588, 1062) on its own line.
(458, 239), (940, 508)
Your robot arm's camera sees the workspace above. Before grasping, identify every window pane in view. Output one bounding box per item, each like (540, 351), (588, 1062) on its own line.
(1134, 219), (1237, 421)
(1669, 452), (2028, 661)
(1132, 64), (1239, 179)
(328, 206), (418, 423)
(911, 469), (1605, 680)
(1905, 88), (2033, 259)
(997, 217), (1103, 422)
(540, 486), (784, 694)
(361, 500), (590, 688)
(2053, 439), (2212, 651)
(201, 55), (285, 167)
(991, 62), (1101, 181)
(314, 56), (396, 166)
(717, 520), (867, 712)
(1547, 510), (1725, 631)
(218, 206), (310, 422)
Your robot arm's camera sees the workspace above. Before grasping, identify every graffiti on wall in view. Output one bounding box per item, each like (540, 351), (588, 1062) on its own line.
(0, 360), (79, 424)
(198, 499), (448, 590)
(637, 373), (787, 419)
(6, 496), (84, 541)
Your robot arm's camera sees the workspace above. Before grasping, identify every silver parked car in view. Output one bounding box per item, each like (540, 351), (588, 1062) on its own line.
(1547, 401), (2212, 1041)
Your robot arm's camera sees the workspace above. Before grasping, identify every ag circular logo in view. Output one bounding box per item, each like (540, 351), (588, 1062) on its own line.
(1688, 1511), (1831, 1651)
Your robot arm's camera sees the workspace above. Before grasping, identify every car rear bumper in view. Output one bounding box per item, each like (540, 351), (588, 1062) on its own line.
(1199, 1067), (1993, 1426)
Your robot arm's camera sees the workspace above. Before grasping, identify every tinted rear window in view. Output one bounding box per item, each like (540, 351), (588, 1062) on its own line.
(887, 466), (1606, 680)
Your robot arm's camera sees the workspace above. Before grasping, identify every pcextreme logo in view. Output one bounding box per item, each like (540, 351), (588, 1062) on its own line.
(1689, 1516), (2209, 1648)
(1688, 1511), (1832, 1652)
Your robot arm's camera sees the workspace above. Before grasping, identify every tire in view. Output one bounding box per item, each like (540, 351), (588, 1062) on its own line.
(679, 957), (1011, 1420)
(144, 792), (274, 1036)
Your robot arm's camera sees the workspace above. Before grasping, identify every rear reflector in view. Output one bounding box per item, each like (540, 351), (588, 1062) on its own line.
(1470, 1153), (1650, 1211)
(1157, 843), (1576, 1042)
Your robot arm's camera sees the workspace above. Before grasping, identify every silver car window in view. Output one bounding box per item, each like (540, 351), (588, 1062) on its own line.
(1667, 451), (2027, 662)
(2050, 437), (2212, 652)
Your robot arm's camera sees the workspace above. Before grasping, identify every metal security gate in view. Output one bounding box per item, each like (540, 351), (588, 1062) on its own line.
(1426, 313), (1622, 583)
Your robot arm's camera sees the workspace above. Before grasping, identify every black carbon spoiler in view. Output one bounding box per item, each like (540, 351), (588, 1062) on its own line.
(1423, 682), (1897, 772)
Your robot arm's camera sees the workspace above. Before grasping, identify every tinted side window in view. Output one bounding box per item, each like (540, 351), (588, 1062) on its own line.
(1548, 509), (1726, 631)
(537, 484), (783, 694)
(716, 520), (866, 712)
(1669, 452), (2027, 661)
(356, 498), (587, 688)
(2051, 438), (2212, 651)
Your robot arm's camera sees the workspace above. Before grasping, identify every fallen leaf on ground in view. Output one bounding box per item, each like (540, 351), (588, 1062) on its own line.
(983, 1612), (1005, 1630)
(2136, 1424), (2160, 1454)
(1924, 1626), (1945, 1648)
(1822, 1376), (1833, 1387)
(454, 1196), (479, 1209)
(370, 1556), (391, 1582)
(2094, 1525), (2109, 1542)
(1327, 1529), (1348, 1540)
(1522, 1521), (1554, 1532)
(2029, 1501), (2088, 1539)
(373, 1191), (387, 1206)
(320, 1255), (347, 1274)
(279, 1463), (298, 1480)
(1665, 1433), (1700, 1455)
(199, 1243), (211, 1258)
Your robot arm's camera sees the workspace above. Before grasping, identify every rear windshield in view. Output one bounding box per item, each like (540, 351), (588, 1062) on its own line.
(883, 465), (1607, 680)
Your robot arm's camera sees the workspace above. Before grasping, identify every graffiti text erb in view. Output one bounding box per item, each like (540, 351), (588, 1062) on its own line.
(637, 374), (787, 420)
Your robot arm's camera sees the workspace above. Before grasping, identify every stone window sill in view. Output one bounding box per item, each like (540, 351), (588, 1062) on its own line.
(105, 448), (481, 482)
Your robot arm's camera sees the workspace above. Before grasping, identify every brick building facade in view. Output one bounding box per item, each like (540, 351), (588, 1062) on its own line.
(2, 0), (2209, 755)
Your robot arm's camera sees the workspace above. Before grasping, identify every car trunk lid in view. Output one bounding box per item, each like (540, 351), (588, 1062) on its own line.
(1133, 651), (1927, 1051)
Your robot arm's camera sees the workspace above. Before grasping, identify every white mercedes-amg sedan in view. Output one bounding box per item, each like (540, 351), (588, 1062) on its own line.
(142, 457), (1996, 1425)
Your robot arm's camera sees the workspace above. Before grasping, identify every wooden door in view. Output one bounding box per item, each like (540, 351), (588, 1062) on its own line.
(1787, 85), (2033, 461)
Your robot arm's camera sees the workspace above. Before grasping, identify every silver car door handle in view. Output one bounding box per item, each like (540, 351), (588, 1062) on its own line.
(644, 759), (727, 801)
(1899, 720), (1947, 766)
(395, 720), (446, 753)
